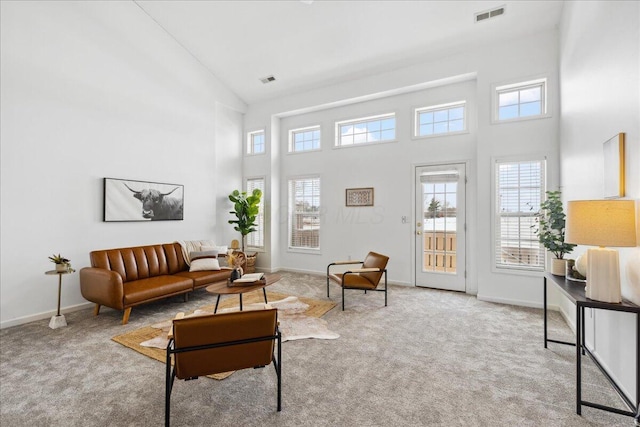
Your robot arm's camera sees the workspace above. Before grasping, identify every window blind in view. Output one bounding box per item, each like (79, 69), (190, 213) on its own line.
(245, 178), (264, 248)
(495, 159), (545, 271)
(288, 177), (320, 249)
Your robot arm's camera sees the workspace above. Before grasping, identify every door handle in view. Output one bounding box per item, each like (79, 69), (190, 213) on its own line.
(416, 231), (422, 235)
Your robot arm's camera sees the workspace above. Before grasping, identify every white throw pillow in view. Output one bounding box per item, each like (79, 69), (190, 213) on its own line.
(189, 258), (221, 272)
(202, 245), (228, 254)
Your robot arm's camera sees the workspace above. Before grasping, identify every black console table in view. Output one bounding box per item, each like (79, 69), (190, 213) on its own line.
(543, 273), (639, 420)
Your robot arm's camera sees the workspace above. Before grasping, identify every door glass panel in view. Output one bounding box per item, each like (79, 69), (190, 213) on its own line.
(421, 171), (458, 274)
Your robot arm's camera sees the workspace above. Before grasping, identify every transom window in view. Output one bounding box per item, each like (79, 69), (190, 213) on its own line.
(415, 101), (466, 137)
(495, 79), (547, 121)
(494, 158), (546, 271)
(247, 130), (265, 155)
(245, 177), (264, 249)
(336, 113), (395, 147)
(289, 126), (320, 153)
(288, 176), (320, 250)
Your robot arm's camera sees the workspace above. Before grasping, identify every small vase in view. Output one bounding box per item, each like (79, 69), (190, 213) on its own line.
(230, 268), (240, 282)
(55, 264), (67, 273)
(550, 258), (567, 276)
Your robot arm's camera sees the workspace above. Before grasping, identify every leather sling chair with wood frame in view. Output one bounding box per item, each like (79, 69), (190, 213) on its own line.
(165, 308), (281, 427)
(326, 251), (389, 310)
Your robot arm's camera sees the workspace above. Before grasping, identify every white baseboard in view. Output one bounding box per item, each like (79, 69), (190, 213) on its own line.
(1, 301), (94, 329)
(477, 293), (547, 309)
(557, 305), (576, 334)
(274, 267), (412, 287)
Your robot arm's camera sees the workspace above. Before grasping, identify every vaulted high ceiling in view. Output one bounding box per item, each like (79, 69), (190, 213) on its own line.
(136, 1), (564, 105)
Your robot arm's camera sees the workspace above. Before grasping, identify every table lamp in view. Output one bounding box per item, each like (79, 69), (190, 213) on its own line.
(565, 200), (637, 303)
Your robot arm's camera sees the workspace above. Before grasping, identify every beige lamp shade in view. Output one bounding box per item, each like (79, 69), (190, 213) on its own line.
(565, 200), (637, 247)
(230, 239), (240, 250)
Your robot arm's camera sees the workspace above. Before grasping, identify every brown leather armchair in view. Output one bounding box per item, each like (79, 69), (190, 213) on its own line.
(327, 252), (389, 310)
(165, 309), (281, 426)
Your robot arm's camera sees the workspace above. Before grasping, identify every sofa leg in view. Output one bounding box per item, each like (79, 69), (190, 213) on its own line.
(183, 293), (188, 302)
(122, 307), (132, 325)
(93, 304), (101, 316)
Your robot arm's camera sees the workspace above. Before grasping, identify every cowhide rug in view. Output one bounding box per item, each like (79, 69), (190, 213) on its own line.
(140, 296), (339, 349)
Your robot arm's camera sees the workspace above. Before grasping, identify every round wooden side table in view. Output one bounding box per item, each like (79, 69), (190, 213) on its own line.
(45, 269), (73, 329)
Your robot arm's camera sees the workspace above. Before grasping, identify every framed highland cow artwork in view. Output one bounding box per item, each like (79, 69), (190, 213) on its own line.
(103, 178), (184, 222)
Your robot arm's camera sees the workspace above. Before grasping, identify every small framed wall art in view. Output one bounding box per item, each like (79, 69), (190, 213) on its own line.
(104, 178), (184, 222)
(345, 187), (374, 207)
(603, 133), (625, 199)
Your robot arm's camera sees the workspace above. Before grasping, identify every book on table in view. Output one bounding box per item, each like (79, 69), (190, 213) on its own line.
(233, 272), (265, 283)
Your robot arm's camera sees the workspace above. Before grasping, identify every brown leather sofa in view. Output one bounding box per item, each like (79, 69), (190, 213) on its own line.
(80, 243), (235, 325)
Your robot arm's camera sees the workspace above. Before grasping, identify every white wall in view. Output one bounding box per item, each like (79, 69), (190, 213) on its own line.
(245, 30), (559, 303)
(276, 80), (478, 288)
(0, 1), (245, 327)
(559, 0), (639, 405)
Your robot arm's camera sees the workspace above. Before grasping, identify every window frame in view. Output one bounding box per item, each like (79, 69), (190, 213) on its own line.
(334, 112), (397, 148)
(288, 125), (321, 154)
(246, 129), (266, 156)
(413, 101), (467, 139)
(287, 175), (321, 253)
(492, 77), (550, 124)
(492, 156), (547, 274)
(245, 176), (265, 251)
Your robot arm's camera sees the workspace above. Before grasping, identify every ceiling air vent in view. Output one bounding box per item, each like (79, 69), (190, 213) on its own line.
(475, 5), (505, 23)
(260, 75), (276, 84)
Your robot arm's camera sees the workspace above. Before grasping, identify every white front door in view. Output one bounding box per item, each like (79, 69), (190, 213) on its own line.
(415, 164), (466, 292)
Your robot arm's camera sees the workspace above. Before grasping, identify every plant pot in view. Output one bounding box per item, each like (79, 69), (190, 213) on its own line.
(55, 264), (67, 273)
(550, 258), (567, 276)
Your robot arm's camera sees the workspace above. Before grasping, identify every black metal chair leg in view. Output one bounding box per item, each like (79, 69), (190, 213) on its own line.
(326, 265), (330, 298)
(277, 330), (282, 411)
(165, 344), (175, 427)
(384, 270), (388, 307)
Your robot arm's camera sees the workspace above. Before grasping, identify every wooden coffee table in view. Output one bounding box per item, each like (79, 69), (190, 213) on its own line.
(205, 273), (281, 313)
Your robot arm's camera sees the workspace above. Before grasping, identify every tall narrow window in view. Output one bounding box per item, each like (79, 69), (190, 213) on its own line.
(289, 126), (321, 153)
(336, 113), (395, 147)
(245, 177), (265, 249)
(288, 176), (320, 250)
(495, 78), (547, 121)
(494, 159), (546, 271)
(247, 130), (265, 155)
(415, 101), (466, 137)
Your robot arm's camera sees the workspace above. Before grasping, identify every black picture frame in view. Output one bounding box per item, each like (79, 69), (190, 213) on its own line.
(103, 178), (184, 222)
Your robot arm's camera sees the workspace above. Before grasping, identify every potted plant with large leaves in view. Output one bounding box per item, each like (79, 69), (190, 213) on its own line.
(532, 190), (576, 276)
(228, 188), (262, 252)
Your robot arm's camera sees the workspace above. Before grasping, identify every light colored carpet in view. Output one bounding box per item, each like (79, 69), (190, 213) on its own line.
(0, 272), (633, 426)
(111, 292), (337, 380)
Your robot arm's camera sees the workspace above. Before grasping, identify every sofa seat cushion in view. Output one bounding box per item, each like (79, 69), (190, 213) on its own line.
(175, 269), (231, 288)
(123, 275), (193, 306)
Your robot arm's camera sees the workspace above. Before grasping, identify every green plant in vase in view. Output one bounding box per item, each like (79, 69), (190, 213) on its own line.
(228, 188), (262, 252)
(48, 253), (75, 273)
(532, 191), (576, 276)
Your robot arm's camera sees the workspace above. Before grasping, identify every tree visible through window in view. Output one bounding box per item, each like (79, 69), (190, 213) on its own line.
(495, 159), (546, 271)
(288, 177), (320, 249)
